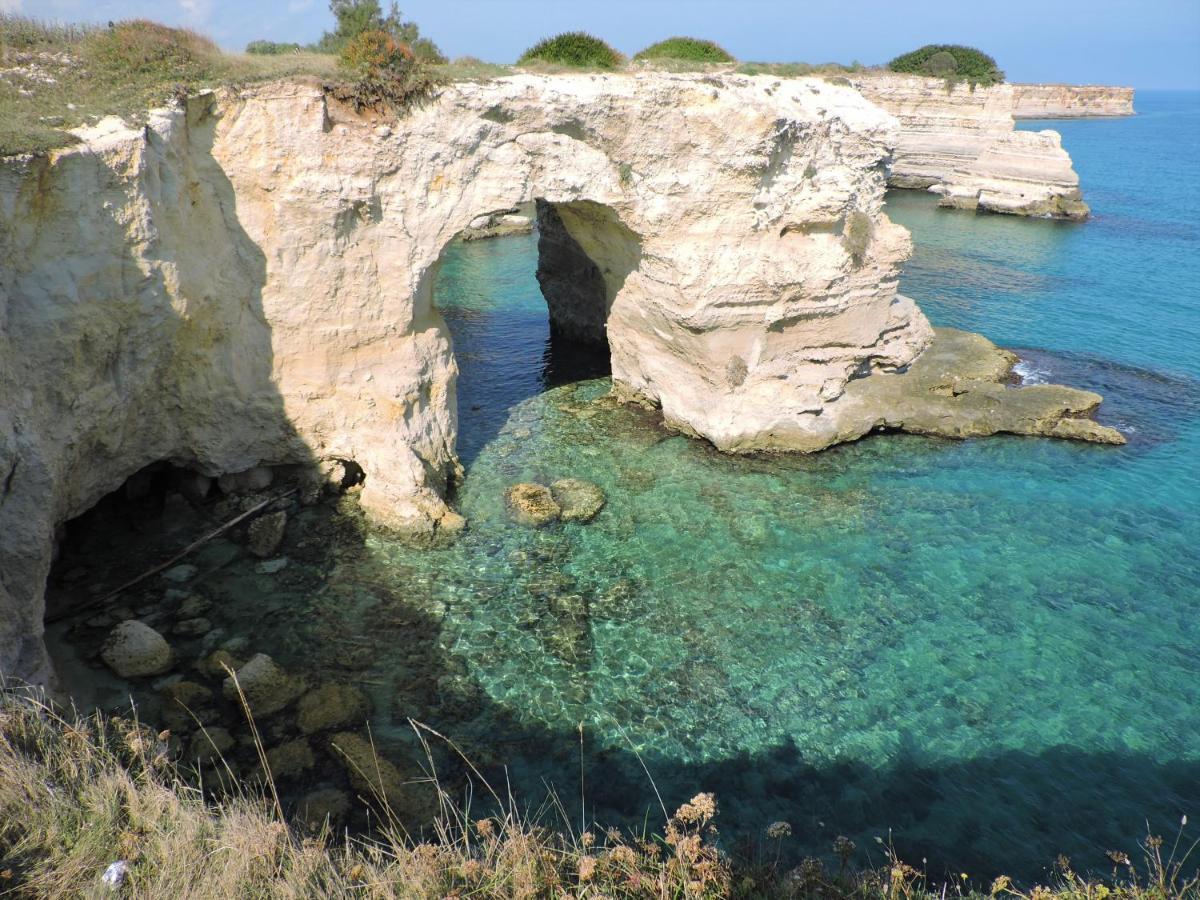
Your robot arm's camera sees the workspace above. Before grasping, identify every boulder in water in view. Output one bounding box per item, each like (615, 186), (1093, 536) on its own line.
(296, 684), (372, 734)
(550, 478), (606, 523)
(222, 653), (304, 716)
(247, 511), (287, 558)
(101, 621), (173, 678)
(505, 483), (560, 527)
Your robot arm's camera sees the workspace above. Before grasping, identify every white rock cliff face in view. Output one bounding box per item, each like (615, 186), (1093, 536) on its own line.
(1011, 84), (1135, 118)
(850, 74), (1089, 218)
(0, 73), (935, 683)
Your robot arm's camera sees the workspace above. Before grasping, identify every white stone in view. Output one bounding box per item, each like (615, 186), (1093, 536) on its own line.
(100, 621), (173, 678)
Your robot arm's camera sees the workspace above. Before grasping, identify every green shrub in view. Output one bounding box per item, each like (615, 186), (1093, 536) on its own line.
(517, 31), (621, 69)
(633, 36), (733, 63)
(887, 43), (1004, 86)
(245, 40), (303, 55)
(333, 28), (438, 112)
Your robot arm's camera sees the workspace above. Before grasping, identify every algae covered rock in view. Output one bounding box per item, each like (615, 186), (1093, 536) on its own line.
(329, 731), (406, 806)
(101, 621), (173, 678)
(550, 478), (606, 523)
(187, 726), (235, 766)
(261, 738), (316, 781)
(247, 510), (287, 558)
(222, 653), (304, 716)
(296, 684), (372, 734)
(505, 483), (560, 526)
(296, 787), (351, 831)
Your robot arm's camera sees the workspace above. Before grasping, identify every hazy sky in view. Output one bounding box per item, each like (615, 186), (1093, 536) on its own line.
(11, 0), (1200, 88)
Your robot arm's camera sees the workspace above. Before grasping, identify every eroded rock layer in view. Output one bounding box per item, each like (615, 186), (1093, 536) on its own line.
(1011, 84), (1135, 119)
(850, 74), (1089, 219)
(0, 73), (1120, 685)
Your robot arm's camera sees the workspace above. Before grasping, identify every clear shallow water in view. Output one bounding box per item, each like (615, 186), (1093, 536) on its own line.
(50, 91), (1200, 883)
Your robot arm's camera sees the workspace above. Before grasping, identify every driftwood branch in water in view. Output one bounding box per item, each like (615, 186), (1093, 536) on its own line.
(46, 488), (296, 624)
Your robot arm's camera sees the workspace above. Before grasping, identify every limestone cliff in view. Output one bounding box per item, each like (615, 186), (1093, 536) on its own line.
(0, 73), (1120, 686)
(850, 74), (1088, 219)
(1011, 84), (1135, 118)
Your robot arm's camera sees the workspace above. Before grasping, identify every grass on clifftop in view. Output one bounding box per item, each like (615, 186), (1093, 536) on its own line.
(0, 15), (338, 156)
(1, 691), (1196, 898)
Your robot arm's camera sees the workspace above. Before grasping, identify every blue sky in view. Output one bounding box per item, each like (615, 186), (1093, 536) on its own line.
(10, 0), (1200, 88)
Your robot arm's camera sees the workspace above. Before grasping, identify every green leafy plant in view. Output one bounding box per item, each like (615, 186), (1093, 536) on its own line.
(517, 31), (622, 69)
(334, 28), (438, 112)
(633, 36), (733, 63)
(83, 19), (220, 79)
(887, 43), (1004, 86)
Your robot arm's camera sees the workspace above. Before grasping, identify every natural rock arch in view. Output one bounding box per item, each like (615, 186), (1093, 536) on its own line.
(0, 73), (1119, 686)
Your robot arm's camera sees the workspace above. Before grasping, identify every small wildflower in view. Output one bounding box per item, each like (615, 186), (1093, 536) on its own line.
(833, 835), (856, 862)
(990, 874), (1012, 895)
(607, 845), (637, 867)
(605, 827), (623, 844)
(1147, 834), (1164, 850)
(580, 830), (594, 848)
(673, 792), (717, 825)
(578, 856), (596, 882)
(474, 818), (494, 838)
(766, 821), (792, 840)
(1106, 850), (1130, 867)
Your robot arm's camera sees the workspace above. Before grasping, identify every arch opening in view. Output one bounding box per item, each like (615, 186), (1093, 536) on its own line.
(430, 198), (642, 471)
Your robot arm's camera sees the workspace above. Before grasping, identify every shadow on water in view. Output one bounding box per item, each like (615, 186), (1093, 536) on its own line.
(434, 229), (610, 469)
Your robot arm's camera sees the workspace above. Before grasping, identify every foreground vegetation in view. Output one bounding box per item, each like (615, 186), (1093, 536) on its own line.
(0, 692), (1194, 898)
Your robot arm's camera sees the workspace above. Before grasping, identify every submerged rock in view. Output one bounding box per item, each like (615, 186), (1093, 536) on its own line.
(221, 653), (304, 716)
(261, 738), (315, 781)
(247, 511), (287, 558)
(328, 731), (405, 807)
(505, 483), (561, 527)
(101, 621), (173, 678)
(550, 478), (606, 523)
(173, 617), (212, 637)
(187, 726), (235, 766)
(296, 684), (372, 734)
(296, 788), (351, 831)
(162, 564), (198, 584)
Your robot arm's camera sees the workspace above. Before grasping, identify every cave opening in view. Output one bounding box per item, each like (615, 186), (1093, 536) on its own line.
(432, 199), (628, 469)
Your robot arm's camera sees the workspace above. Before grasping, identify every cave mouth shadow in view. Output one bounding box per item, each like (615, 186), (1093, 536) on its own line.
(432, 198), (637, 470)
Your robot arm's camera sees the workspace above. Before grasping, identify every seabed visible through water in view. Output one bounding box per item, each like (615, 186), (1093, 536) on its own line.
(45, 92), (1200, 883)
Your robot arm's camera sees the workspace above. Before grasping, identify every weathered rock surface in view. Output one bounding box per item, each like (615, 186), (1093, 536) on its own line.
(100, 621), (173, 678)
(550, 478), (606, 523)
(295, 683), (371, 734)
(221, 652), (304, 716)
(1011, 84), (1135, 119)
(849, 74), (1089, 219)
(824, 326), (1126, 447)
(247, 510), (287, 558)
(505, 483), (561, 527)
(296, 787), (351, 830)
(460, 208), (534, 241)
(0, 74), (1121, 685)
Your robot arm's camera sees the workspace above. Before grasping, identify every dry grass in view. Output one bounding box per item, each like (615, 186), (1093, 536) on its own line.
(1, 690), (1195, 898)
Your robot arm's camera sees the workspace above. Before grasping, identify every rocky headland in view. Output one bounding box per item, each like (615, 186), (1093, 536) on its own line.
(1011, 84), (1135, 118)
(849, 73), (1093, 219)
(0, 72), (1122, 685)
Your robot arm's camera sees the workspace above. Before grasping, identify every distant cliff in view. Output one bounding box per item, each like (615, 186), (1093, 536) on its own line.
(1011, 84), (1135, 118)
(850, 74), (1089, 219)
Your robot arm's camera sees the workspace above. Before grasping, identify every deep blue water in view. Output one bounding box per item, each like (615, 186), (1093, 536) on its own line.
(53, 91), (1199, 886)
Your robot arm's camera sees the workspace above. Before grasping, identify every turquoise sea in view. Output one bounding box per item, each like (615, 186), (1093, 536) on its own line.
(48, 91), (1200, 884)
(422, 90), (1200, 880)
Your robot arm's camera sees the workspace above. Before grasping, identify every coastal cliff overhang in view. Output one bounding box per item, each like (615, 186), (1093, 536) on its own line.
(0, 73), (1120, 686)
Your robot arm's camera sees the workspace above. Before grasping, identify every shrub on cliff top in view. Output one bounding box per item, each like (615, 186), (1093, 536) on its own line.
(245, 40), (303, 55)
(517, 32), (622, 69)
(334, 28), (438, 112)
(887, 43), (1004, 86)
(634, 36), (734, 63)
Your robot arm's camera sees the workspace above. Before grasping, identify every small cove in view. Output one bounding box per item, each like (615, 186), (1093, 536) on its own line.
(44, 91), (1200, 883)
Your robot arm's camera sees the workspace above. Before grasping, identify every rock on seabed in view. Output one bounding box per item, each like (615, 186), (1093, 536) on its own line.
(100, 621), (173, 678)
